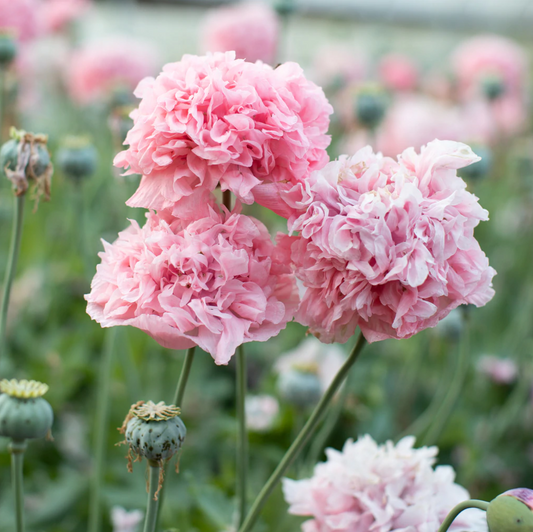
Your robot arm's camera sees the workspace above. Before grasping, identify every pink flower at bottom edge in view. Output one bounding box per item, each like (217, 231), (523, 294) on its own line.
(85, 204), (299, 365)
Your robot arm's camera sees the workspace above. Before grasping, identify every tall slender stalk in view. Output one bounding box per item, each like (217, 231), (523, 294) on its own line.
(173, 346), (196, 407)
(238, 333), (367, 532)
(236, 345), (248, 527)
(0, 67), (6, 144)
(143, 461), (162, 532)
(87, 328), (117, 532)
(9, 440), (27, 532)
(0, 194), (25, 370)
(437, 499), (489, 532)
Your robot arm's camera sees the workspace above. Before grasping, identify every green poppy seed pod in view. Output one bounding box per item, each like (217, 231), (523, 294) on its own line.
(481, 75), (506, 101)
(275, 0), (295, 17)
(487, 489), (533, 532)
(278, 368), (322, 408)
(57, 137), (97, 181)
(355, 86), (388, 130)
(0, 137), (19, 175)
(123, 401), (186, 466)
(0, 379), (53, 442)
(0, 32), (17, 66)
(460, 145), (493, 181)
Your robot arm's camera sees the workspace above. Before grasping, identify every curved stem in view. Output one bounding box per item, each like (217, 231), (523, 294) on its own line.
(143, 462), (161, 532)
(172, 346), (196, 407)
(0, 194), (25, 371)
(438, 499), (489, 532)
(236, 345), (248, 527)
(9, 440), (27, 532)
(238, 333), (366, 532)
(87, 328), (117, 532)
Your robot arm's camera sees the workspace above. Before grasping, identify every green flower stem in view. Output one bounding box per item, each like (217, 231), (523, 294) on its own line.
(437, 499), (489, 532)
(143, 461), (161, 532)
(9, 440), (27, 532)
(236, 345), (248, 527)
(238, 333), (367, 532)
(87, 328), (117, 532)
(172, 346), (196, 407)
(0, 67), (6, 144)
(0, 194), (26, 370)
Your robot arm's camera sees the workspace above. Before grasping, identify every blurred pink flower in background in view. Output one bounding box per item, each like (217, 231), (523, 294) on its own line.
(379, 53), (419, 92)
(477, 355), (518, 384)
(283, 435), (488, 532)
(111, 506), (143, 532)
(41, 0), (91, 34)
(115, 52), (332, 219)
(311, 44), (368, 91)
(281, 140), (496, 344)
(66, 38), (158, 105)
(275, 337), (345, 393)
(85, 206), (299, 365)
(0, 0), (41, 41)
(202, 1), (279, 64)
(245, 395), (280, 432)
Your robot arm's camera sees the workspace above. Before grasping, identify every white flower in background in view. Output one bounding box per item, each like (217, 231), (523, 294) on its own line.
(275, 337), (346, 394)
(283, 435), (487, 532)
(245, 395), (279, 432)
(111, 506), (143, 532)
(477, 355), (518, 384)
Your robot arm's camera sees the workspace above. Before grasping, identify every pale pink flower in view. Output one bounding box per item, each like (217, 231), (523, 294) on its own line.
(111, 506), (143, 532)
(283, 435), (488, 532)
(114, 52), (332, 219)
(379, 53), (419, 92)
(202, 2), (279, 64)
(66, 38), (158, 105)
(85, 205), (298, 365)
(41, 0), (91, 34)
(280, 140), (496, 344)
(0, 0), (41, 41)
(245, 395), (279, 432)
(275, 337), (345, 393)
(312, 45), (368, 91)
(477, 355), (518, 384)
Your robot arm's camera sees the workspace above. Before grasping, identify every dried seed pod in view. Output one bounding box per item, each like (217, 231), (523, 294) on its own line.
(0, 379), (53, 441)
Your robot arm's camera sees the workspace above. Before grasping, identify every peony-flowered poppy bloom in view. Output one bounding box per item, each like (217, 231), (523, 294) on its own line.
(85, 203), (298, 365)
(114, 52), (332, 219)
(280, 139), (496, 344)
(283, 435), (487, 532)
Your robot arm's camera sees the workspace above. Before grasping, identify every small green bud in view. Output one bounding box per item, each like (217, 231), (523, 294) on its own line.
(0, 379), (54, 442)
(487, 489), (533, 532)
(0, 32), (17, 66)
(355, 85), (388, 130)
(57, 136), (97, 181)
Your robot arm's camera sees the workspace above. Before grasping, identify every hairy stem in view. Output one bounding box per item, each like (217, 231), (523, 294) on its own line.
(238, 333), (367, 532)
(437, 499), (489, 532)
(0, 194), (25, 371)
(236, 345), (248, 526)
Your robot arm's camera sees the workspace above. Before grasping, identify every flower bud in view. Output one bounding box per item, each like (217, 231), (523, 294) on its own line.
(0, 32), (17, 66)
(277, 367), (322, 408)
(355, 85), (388, 130)
(57, 136), (97, 182)
(275, 0), (295, 17)
(481, 74), (506, 101)
(0, 128), (52, 207)
(487, 489), (533, 532)
(0, 379), (53, 442)
(120, 401), (186, 467)
(460, 145), (492, 181)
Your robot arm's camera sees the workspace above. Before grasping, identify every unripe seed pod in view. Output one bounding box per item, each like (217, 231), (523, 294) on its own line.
(57, 137), (97, 181)
(460, 145), (492, 181)
(481, 75), (506, 101)
(0, 379), (53, 441)
(0, 32), (17, 66)
(355, 85), (388, 130)
(278, 368), (322, 408)
(487, 489), (533, 532)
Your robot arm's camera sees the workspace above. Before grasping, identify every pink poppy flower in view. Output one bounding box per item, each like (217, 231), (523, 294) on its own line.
(202, 2), (279, 64)
(280, 140), (496, 344)
(114, 52), (332, 219)
(41, 0), (91, 34)
(0, 0), (41, 42)
(66, 38), (158, 105)
(379, 53), (419, 92)
(283, 435), (488, 532)
(85, 204), (298, 365)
